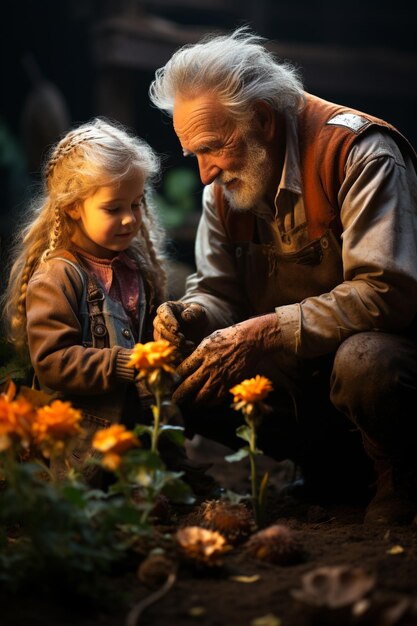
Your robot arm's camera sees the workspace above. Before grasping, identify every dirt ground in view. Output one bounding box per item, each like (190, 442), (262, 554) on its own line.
(3, 436), (417, 626)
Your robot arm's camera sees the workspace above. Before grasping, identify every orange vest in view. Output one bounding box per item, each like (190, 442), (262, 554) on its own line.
(215, 93), (417, 241)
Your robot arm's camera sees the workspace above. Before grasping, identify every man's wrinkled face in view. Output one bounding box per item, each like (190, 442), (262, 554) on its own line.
(173, 94), (273, 210)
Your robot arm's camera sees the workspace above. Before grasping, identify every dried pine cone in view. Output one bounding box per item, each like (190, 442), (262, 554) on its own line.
(197, 499), (256, 545)
(137, 554), (177, 588)
(245, 524), (305, 565)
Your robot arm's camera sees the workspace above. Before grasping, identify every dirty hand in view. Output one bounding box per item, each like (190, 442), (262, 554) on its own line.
(172, 313), (281, 407)
(153, 301), (208, 356)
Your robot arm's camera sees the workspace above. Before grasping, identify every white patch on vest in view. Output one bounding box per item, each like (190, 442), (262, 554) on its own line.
(326, 113), (369, 132)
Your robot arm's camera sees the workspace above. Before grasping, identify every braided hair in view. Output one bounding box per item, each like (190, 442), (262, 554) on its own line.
(2, 117), (167, 353)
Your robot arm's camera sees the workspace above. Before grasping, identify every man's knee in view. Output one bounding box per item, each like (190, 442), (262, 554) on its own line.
(330, 331), (417, 439)
(332, 332), (392, 390)
(332, 332), (417, 392)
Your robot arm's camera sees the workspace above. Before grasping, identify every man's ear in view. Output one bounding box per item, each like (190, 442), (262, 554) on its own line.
(65, 204), (81, 220)
(252, 101), (276, 142)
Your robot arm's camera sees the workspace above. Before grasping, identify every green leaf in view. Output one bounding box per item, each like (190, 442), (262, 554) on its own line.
(220, 489), (250, 504)
(253, 446), (264, 456)
(133, 424), (154, 438)
(236, 425), (252, 443)
(0, 339), (32, 386)
(225, 447), (250, 463)
(161, 476), (195, 504)
(160, 400), (182, 422)
(61, 485), (88, 509)
(159, 425), (186, 446)
(125, 448), (164, 472)
(159, 425), (184, 433)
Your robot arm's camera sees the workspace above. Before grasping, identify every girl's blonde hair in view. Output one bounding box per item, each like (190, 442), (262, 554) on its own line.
(2, 117), (167, 353)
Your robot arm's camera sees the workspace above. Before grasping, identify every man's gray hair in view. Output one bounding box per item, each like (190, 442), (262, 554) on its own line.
(149, 26), (305, 122)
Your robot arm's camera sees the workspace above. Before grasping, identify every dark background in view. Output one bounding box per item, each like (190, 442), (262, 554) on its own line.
(1, 0), (416, 267)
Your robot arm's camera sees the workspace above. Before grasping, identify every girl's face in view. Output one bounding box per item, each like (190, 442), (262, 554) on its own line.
(67, 174), (145, 259)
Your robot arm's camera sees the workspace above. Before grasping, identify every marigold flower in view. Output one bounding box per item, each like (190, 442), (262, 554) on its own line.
(33, 400), (83, 444)
(93, 425), (140, 472)
(230, 375), (273, 404)
(3, 379), (17, 402)
(0, 397), (17, 437)
(127, 340), (177, 375)
(0, 434), (12, 452)
(0, 395), (36, 446)
(101, 452), (122, 471)
(92, 424), (140, 456)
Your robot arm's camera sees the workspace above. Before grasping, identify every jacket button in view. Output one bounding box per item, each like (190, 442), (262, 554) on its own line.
(93, 323), (106, 336)
(122, 328), (131, 339)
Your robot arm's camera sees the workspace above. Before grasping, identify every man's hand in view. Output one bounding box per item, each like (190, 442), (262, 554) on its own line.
(153, 301), (208, 356)
(172, 313), (281, 406)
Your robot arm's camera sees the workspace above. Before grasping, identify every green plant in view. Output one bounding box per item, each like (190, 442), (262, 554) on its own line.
(92, 424), (194, 526)
(127, 339), (181, 452)
(122, 340), (195, 520)
(0, 384), (142, 600)
(226, 375), (273, 527)
(0, 337), (32, 387)
(0, 339), (196, 601)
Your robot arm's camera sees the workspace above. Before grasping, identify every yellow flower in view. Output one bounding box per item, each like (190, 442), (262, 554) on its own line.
(230, 375), (273, 404)
(101, 452), (122, 471)
(0, 433), (12, 452)
(0, 397), (17, 438)
(0, 395), (36, 446)
(92, 425), (140, 472)
(33, 400), (83, 443)
(92, 424), (140, 456)
(26, 400), (84, 459)
(127, 340), (177, 376)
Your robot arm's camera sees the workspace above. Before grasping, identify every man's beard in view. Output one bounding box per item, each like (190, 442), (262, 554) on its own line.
(217, 136), (273, 211)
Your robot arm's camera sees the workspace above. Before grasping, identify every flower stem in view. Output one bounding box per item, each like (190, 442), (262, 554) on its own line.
(248, 425), (259, 526)
(151, 388), (162, 454)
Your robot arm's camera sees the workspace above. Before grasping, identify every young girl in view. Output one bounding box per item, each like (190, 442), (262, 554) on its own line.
(2, 117), (167, 481)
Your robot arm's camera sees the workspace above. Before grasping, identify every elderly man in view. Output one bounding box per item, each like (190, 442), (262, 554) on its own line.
(149, 27), (417, 524)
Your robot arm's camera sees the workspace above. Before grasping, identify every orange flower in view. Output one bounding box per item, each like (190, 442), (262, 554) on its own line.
(92, 424), (140, 455)
(230, 375), (273, 404)
(127, 340), (176, 376)
(100, 452), (122, 471)
(3, 379), (17, 402)
(0, 395), (36, 447)
(33, 400), (83, 444)
(92, 424), (140, 472)
(0, 396), (17, 438)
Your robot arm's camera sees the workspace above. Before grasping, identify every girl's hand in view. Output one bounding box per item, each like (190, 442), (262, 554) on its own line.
(153, 301), (208, 356)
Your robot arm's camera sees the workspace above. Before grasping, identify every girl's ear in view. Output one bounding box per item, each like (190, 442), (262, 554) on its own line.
(252, 100), (276, 142)
(65, 204), (81, 220)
